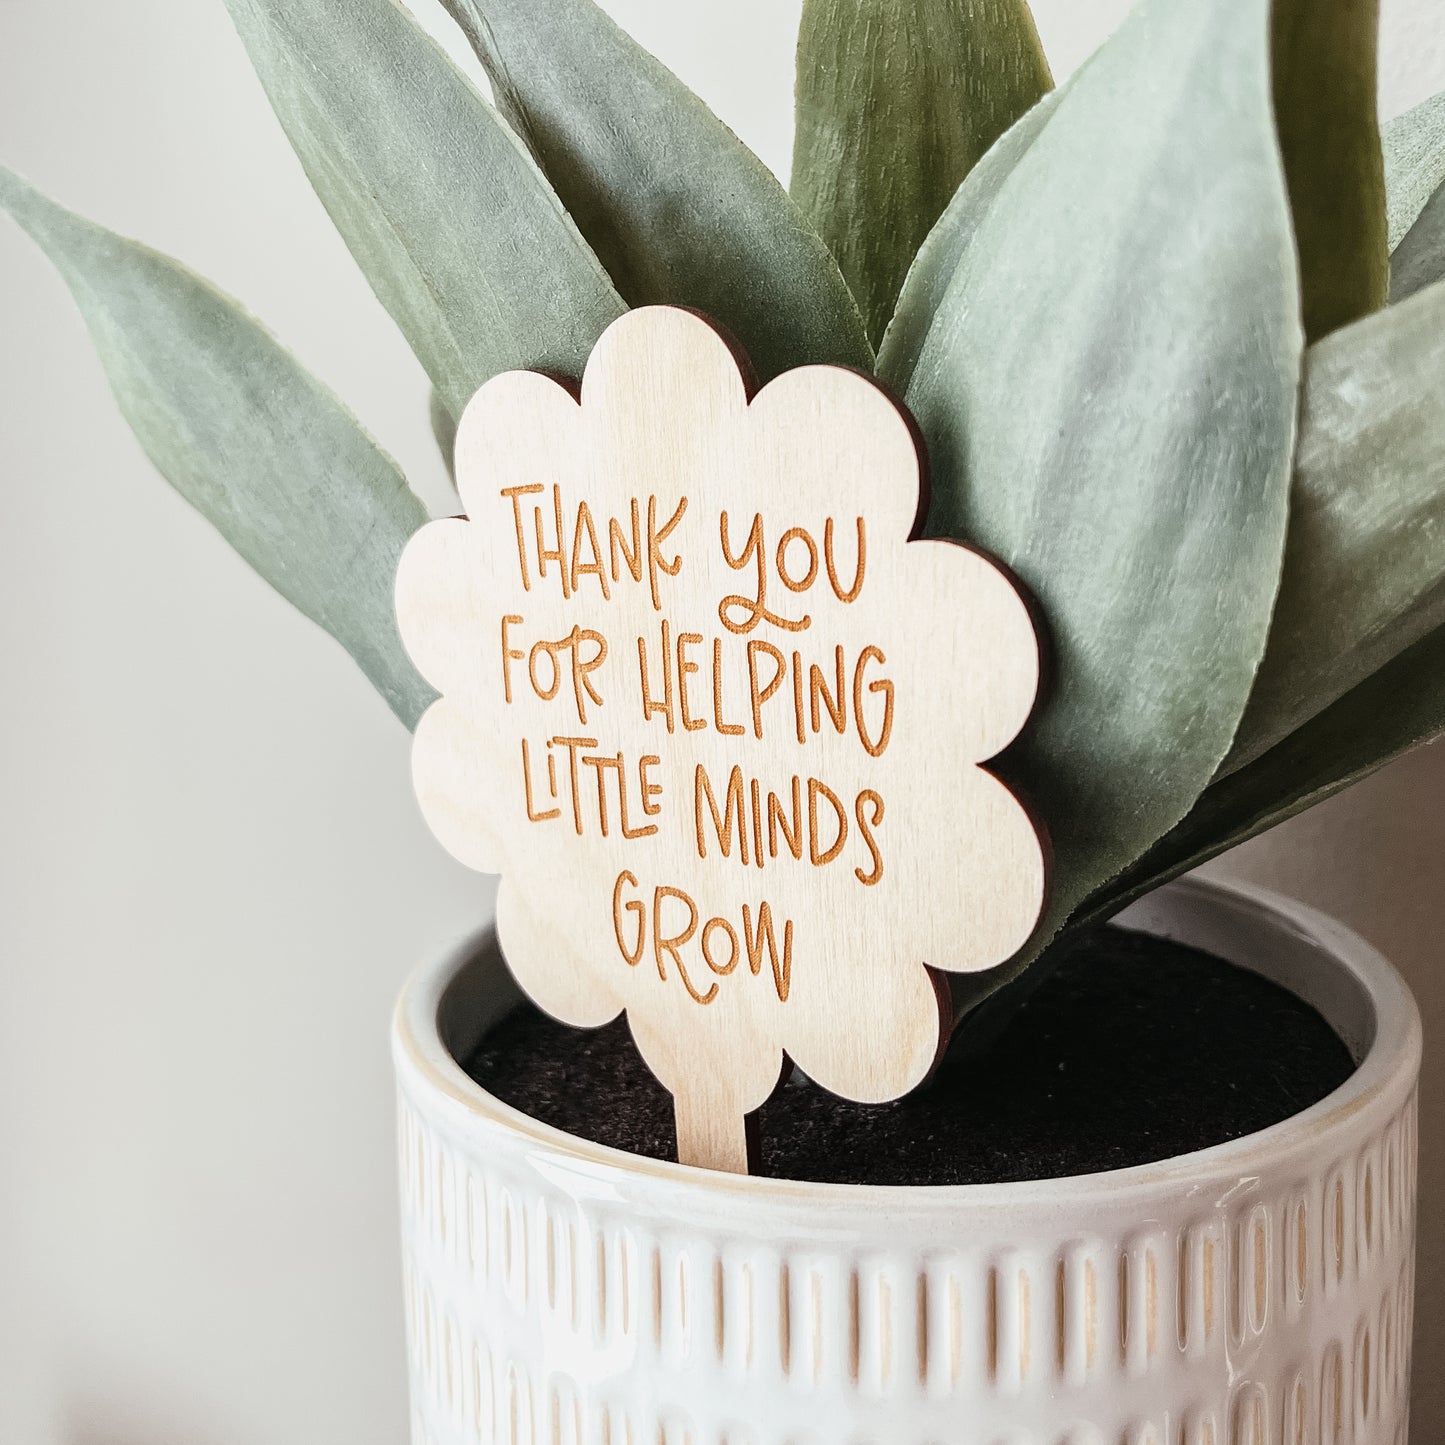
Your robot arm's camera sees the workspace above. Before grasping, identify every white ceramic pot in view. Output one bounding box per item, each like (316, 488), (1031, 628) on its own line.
(393, 876), (1421, 1444)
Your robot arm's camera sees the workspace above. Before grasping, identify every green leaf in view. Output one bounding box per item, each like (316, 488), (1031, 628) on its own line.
(1225, 280), (1445, 770)
(1390, 178), (1445, 301)
(1382, 89), (1445, 251)
(903, 0), (1302, 970)
(791, 0), (1051, 349)
(223, 0), (626, 418)
(1271, 0), (1388, 340)
(437, 0), (871, 381)
(877, 90), (1061, 392)
(1082, 624), (1445, 923)
(430, 390), (457, 482)
(0, 165), (433, 727)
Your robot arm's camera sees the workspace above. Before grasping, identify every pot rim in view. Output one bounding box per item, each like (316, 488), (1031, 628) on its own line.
(392, 875), (1421, 1206)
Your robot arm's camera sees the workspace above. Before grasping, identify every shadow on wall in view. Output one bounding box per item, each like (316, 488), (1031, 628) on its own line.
(65, 1398), (232, 1445)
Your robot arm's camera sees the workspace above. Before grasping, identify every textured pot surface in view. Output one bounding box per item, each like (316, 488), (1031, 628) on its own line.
(393, 877), (1421, 1444)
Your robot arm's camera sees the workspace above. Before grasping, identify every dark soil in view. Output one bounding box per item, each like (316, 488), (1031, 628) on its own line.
(459, 924), (1355, 1186)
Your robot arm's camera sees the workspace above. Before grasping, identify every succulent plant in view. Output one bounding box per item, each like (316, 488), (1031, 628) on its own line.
(3, 0), (1444, 1007)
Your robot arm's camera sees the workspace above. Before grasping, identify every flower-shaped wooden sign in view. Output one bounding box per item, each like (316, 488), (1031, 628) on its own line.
(397, 306), (1047, 1173)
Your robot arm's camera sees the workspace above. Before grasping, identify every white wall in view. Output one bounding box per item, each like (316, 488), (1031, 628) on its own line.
(0, 2), (1440, 1440)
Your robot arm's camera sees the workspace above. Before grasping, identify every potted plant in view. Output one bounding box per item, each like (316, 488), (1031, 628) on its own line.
(2, 0), (1440, 1438)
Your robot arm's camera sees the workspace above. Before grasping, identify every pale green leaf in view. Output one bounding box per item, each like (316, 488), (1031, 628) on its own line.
(877, 90), (1061, 393)
(0, 165), (432, 727)
(430, 389), (457, 482)
(1271, 0), (1388, 340)
(1226, 280), (1445, 770)
(223, 0), (626, 418)
(791, 0), (1051, 348)
(1382, 89), (1445, 250)
(437, 0), (871, 381)
(903, 0), (1302, 970)
(1390, 178), (1445, 301)
(1082, 624), (1445, 923)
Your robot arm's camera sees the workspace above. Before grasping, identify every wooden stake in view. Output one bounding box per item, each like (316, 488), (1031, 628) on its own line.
(674, 1085), (754, 1176)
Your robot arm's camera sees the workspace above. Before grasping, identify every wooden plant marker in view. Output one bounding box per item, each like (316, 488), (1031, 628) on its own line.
(396, 306), (1047, 1174)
